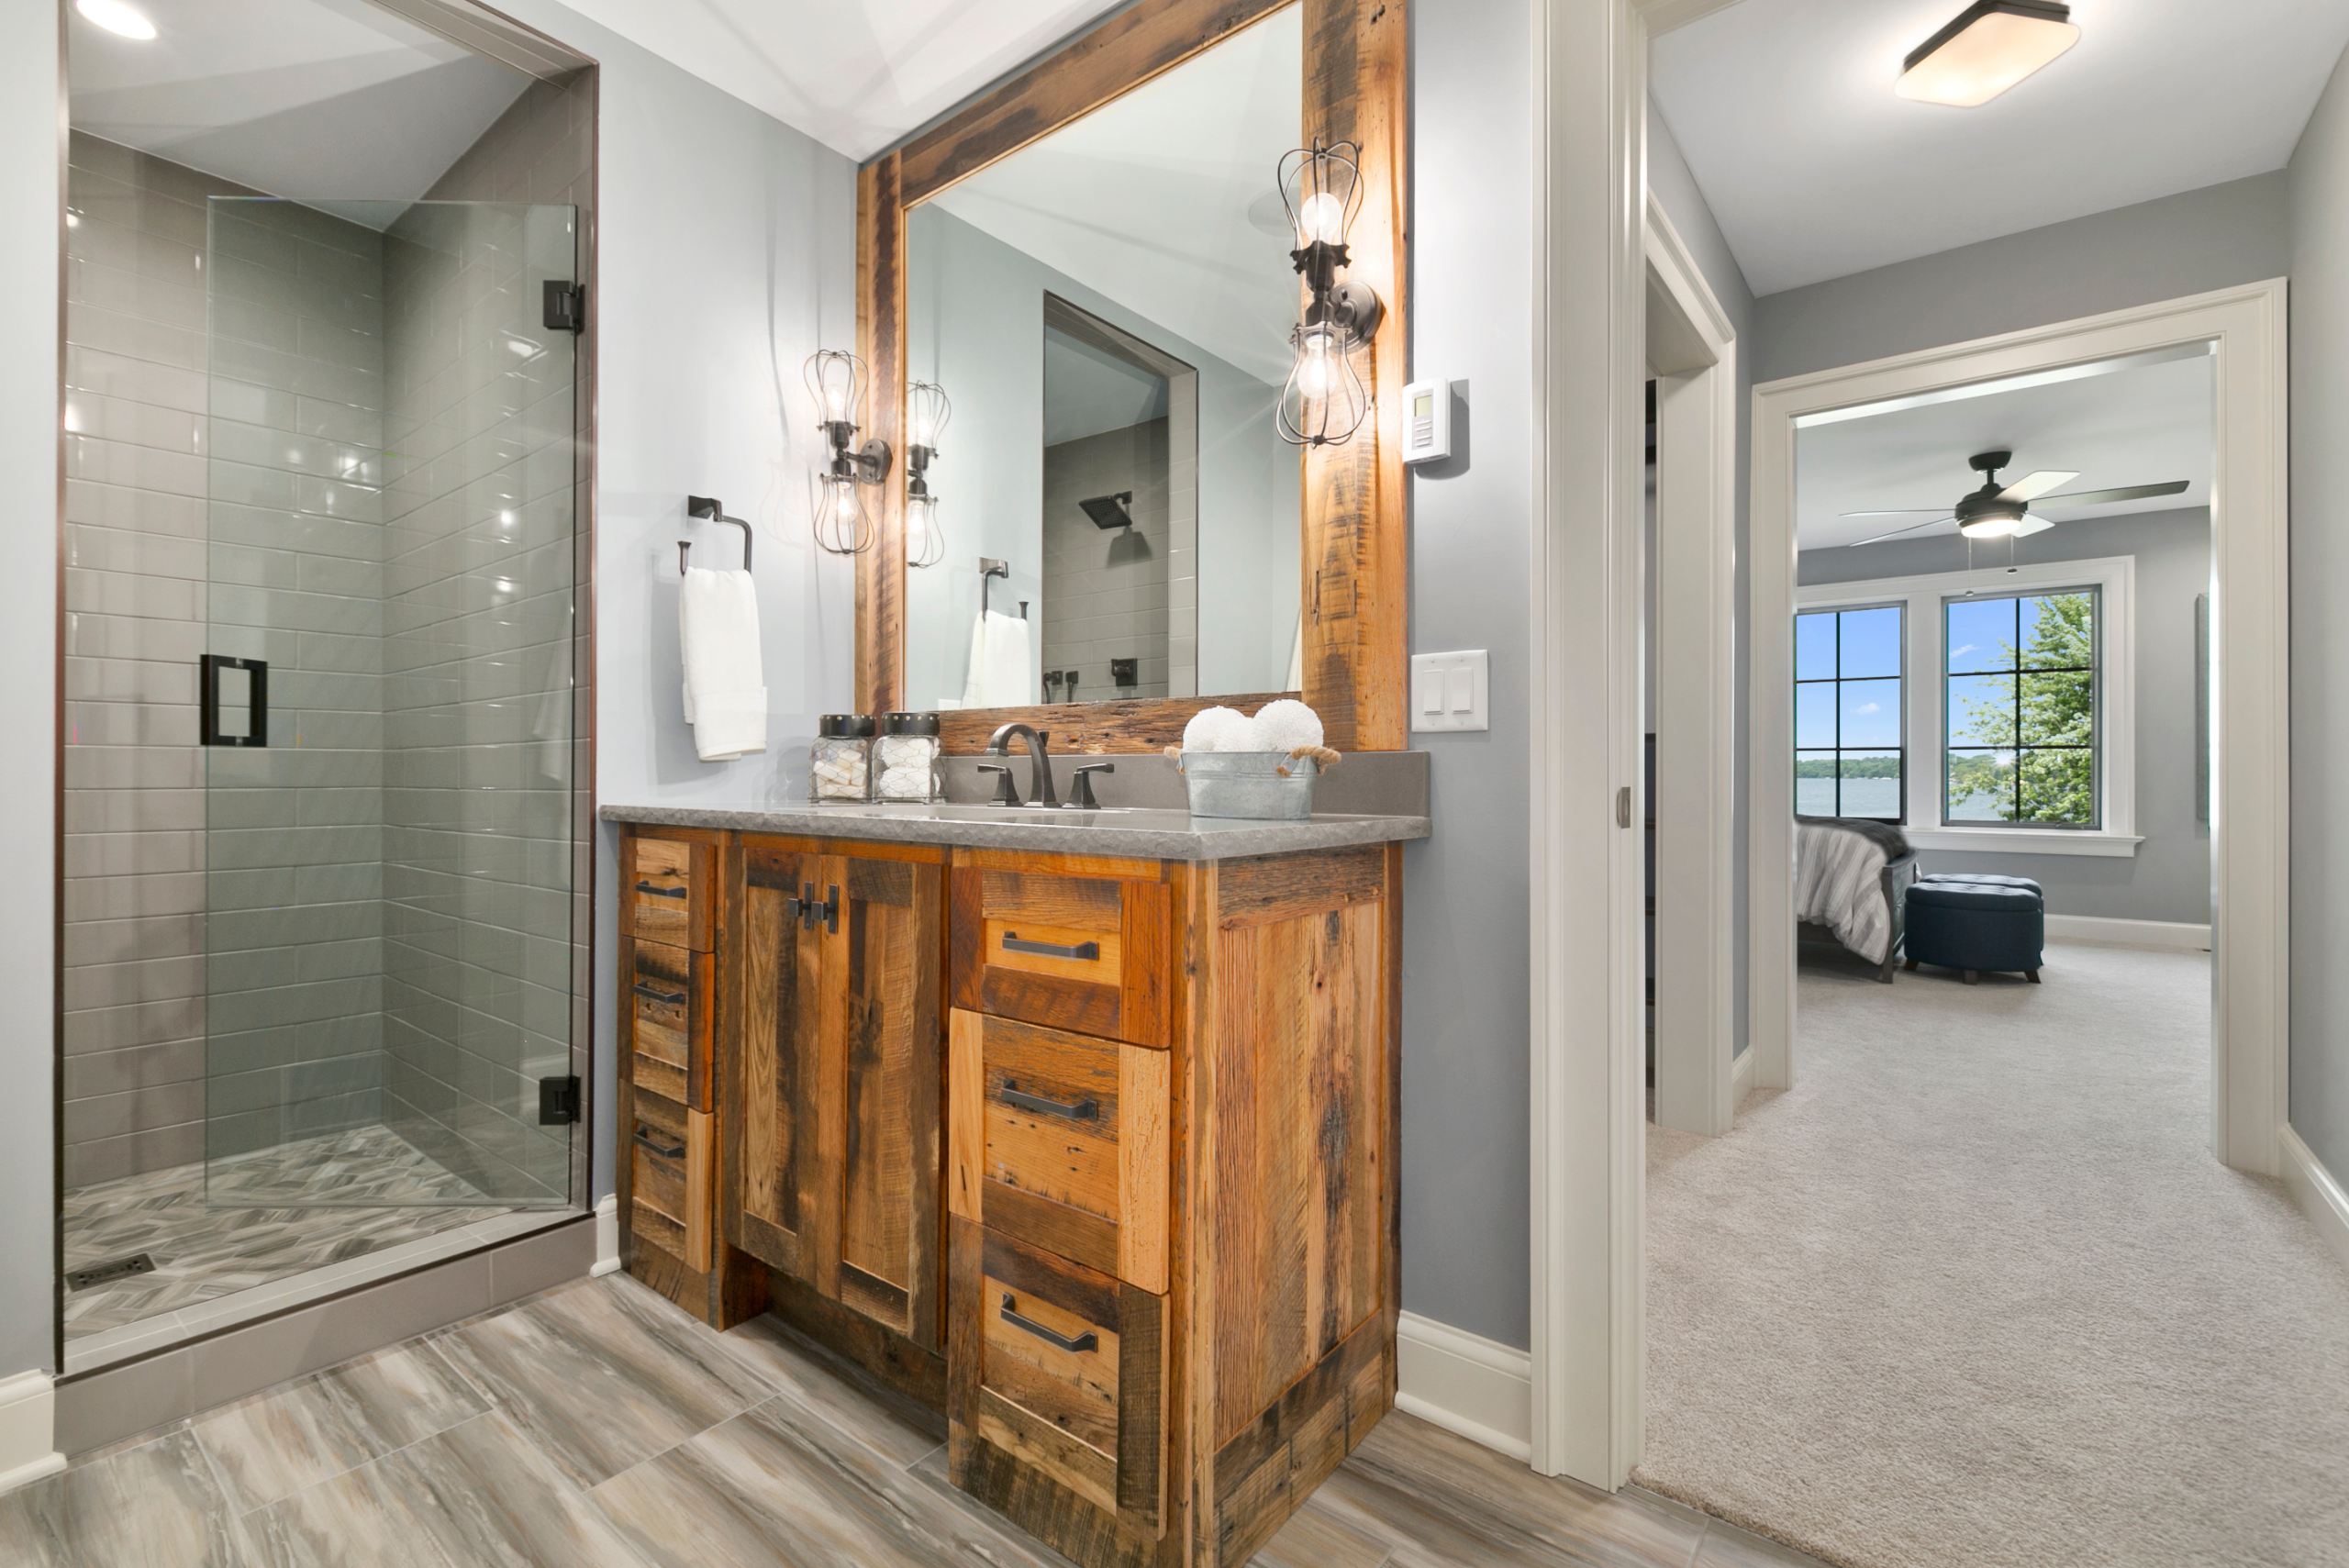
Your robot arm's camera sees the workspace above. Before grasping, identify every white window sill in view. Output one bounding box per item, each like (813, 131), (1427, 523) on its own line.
(1903, 827), (2143, 859)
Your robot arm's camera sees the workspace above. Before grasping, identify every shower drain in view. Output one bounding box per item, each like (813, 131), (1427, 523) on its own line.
(66, 1252), (157, 1291)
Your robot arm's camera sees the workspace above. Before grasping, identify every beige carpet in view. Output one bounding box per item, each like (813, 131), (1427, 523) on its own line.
(1638, 941), (2349, 1568)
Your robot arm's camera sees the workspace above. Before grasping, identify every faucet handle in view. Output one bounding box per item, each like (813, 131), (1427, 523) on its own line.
(1070, 762), (1114, 810)
(976, 762), (1021, 808)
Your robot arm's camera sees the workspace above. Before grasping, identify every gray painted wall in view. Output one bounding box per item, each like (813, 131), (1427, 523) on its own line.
(1751, 172), (2291, 385)
(2, 0), (60, 1382)
(1398, 0), (1536, 1351)
(2288, 45), (2349, 1184)
(1647, 102), (1757, 1057)
(1799, 509), (2212, 925)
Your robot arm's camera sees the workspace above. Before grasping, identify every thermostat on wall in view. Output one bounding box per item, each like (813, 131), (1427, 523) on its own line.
(1401, 378), (1452, 464)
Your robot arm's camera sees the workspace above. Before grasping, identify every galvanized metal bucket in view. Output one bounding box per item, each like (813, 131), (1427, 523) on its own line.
(1179, 751), (1319, 820)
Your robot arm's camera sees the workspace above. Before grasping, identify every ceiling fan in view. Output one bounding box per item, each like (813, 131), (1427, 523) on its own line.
(1842, 450), (2188, 547)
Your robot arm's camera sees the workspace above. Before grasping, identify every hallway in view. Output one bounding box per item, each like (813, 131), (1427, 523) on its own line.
(1641, 942), (2349, 1568)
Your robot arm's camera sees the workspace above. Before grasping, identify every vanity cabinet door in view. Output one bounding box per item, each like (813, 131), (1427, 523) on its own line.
(730, 844), (828, 1284)
(729, 839), (947, 1350)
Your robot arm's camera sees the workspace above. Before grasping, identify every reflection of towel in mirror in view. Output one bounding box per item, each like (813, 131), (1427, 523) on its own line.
(961, 609), (1031, 708)
(680, 566), (766, 762)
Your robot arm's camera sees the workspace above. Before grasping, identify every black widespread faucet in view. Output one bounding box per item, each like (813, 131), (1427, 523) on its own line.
(982, 722), (1055, 807)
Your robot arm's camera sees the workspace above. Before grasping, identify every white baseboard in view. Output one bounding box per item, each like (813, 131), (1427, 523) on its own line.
(1731, 1044), (1755, 1108)
(1395, 1311), (1531, 1462)
(591, 1193), (622, 1277)
(2280, 1125), (2349, 1279)
(0, 1371), (62, 1496)
(2043, 914), (2210, 951)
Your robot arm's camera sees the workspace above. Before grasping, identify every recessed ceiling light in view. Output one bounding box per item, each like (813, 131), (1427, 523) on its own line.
(75, 0), (158, 40)
(1896, 0), (2078, 107)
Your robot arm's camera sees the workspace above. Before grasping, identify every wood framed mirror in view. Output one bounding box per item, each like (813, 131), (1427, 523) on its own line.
(854, 0), (1406, 752)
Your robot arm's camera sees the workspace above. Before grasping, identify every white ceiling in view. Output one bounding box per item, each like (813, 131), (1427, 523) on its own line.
(929, 6), (1300, 386)
(1796, 348), (2213, 550)
(1045, 328), (1171, 447)
(1653, 0), (2349, 295)
(551, 0), (1131, 161)
(69, 0), (532, 203)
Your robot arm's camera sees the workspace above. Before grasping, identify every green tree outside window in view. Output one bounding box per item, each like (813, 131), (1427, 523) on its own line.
(1945, 591), (2096, 826)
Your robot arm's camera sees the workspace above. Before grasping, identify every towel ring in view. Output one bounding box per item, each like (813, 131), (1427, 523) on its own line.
(681, 495), (752, 575)
(976, 557), (1026, 619)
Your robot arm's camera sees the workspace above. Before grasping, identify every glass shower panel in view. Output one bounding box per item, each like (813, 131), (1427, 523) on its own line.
(202, 197), (579, 1209)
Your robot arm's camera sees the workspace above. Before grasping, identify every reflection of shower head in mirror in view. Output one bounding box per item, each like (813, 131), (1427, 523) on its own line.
(1079, 492), (1136, 530)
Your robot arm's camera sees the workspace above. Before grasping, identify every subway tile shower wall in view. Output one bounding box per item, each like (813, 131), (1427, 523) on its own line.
(64, 134), (390, 1186)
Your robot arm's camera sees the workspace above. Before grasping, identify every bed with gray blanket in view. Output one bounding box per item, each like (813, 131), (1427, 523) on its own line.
(1794, 817), (1920, 984)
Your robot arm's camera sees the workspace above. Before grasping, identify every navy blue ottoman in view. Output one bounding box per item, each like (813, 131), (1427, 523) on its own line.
(1900, 873), (2044, 984)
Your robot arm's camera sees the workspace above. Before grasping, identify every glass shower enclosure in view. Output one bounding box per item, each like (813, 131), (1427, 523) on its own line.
(200, 196), (582, 1211)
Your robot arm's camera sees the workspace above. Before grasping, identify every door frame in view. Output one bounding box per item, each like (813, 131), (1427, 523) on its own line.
(1644, 197), (1739, 1139)
(1747, 279), (2291, 1173)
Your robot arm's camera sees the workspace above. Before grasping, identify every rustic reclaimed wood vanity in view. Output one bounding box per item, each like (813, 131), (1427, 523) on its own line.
(605, 802), (1425, 1567)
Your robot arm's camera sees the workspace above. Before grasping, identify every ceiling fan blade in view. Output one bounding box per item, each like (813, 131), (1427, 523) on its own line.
(2033, 480), (2190, 507)
(1838, 507), (1956, 517)
(1849, 517), (1957, 547)
(1997, 469), (2079, 503)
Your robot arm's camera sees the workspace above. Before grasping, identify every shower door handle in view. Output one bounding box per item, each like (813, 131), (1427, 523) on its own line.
(199, 655), (268, 747)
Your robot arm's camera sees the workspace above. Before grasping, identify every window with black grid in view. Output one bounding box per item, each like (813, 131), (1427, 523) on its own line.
(1943, 589), (2099, 827)
(1794, 604), (1903, 822)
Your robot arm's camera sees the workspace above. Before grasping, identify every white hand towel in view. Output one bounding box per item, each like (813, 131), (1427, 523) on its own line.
(960, 609), (1031, 708)
(679, 566), (766, 762)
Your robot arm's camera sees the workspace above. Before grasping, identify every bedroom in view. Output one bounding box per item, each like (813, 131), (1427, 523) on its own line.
(1633, 3), (2349, 1566)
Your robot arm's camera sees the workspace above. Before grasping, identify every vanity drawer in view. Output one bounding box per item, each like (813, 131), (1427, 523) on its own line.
(625, 834), (716, 951)
(951, 1218), (1166, 1531)
(627, 940), (714, 1110)
(628, 1087), (714, 1273)
(948, 1009), (1168, 1292)
(950, 861), (1170, 1048)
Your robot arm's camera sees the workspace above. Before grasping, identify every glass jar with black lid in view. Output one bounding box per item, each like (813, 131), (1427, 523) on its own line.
(809, 713), (875, 802)
(872, 712), (942, 803)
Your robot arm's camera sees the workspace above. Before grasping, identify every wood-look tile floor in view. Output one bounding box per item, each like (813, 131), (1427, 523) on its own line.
(3, 1273), (1830, 1568)
(62, 1127), (510, 1340)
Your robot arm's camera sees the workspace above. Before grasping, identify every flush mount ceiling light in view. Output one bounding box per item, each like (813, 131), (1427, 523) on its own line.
(1896, 0), (2079, 107)
(75, 0), (158, 39)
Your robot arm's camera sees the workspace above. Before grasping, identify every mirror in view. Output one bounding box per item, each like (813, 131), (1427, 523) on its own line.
(901, 5), (1304, 713)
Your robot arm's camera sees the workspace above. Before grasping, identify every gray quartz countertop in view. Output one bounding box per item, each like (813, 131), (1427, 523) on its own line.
(597, 800), (1430, 860)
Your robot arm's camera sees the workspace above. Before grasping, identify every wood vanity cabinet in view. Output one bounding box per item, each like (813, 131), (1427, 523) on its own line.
(612, 822), (1401, 1568)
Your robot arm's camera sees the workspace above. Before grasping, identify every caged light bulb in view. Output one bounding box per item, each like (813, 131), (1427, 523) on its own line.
(1297, 191), (1346, 246)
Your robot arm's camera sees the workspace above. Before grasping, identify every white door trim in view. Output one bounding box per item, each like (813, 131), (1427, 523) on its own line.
(1528, 0), (1645, 1488)
(1527, 0), (1750, 1489)
(1645, 197), (1739, 1139)
(1748, 279), (2291, 1172)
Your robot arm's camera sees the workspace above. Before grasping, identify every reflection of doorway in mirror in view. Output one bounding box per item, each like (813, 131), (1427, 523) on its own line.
(1040, 295), (1198, 702)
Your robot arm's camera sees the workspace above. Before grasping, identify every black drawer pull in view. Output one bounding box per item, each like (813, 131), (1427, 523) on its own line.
(1000, 1293), (1097, 1354)
(632, 982), (687, 1006)
(1000, 1080), (1098, 1122)
(635, 880), (689, 898)
(1002, 932), (1100, 962)
(631, 1126), (685, 1159)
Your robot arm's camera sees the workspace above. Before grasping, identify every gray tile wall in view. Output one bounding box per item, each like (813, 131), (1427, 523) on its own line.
(61, 134), (388, 1185)
(1041, 417), (1173, 703)
(377, 77), (593, 1205)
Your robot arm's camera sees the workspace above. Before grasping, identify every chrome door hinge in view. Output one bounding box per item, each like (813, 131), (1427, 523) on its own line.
(1617, 786), (1632, 828)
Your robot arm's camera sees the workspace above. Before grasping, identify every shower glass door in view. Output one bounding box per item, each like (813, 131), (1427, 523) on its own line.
(202, 196), (581, 1209)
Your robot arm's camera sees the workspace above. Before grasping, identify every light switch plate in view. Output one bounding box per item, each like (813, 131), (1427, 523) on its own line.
(1410, 650), (1488, 732)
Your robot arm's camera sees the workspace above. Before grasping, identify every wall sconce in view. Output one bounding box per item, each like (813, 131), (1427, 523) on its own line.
(806, 349), (892, 555)
(903, 380), (951, 570)
(1275, 138), (1383, 448)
